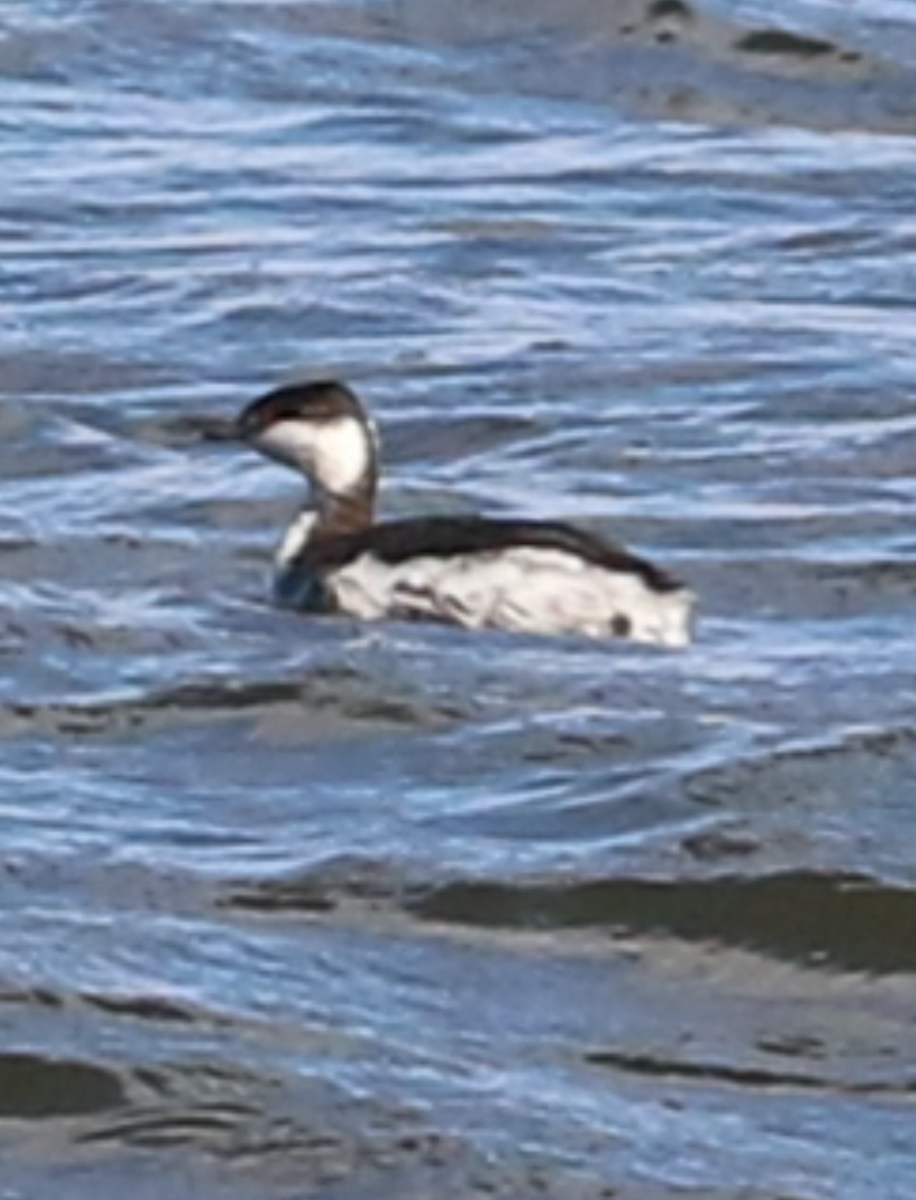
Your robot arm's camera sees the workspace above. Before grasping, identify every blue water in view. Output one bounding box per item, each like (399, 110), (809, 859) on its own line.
(2, 1), (916, 1196)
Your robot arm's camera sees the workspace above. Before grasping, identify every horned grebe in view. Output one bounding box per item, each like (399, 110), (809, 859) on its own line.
(235, 380), (694, 647)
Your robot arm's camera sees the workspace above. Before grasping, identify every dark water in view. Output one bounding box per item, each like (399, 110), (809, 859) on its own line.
(3, 1), (916, 1196)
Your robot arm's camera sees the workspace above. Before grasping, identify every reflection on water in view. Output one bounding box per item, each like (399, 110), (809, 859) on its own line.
(2, 0), (916, 1197)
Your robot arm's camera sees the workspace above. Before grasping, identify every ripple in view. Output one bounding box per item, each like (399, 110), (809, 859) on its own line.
(0, 1053), (124, 1120)
(410, 870), (916, 975)
(585, 1045), (916, 1096)
(221, 852), (916, 974)
(0, 665), (464, 741)
(375, 0), (916, 132)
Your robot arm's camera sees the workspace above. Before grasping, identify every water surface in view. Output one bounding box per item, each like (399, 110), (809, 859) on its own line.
(2, 1), (916, 1196)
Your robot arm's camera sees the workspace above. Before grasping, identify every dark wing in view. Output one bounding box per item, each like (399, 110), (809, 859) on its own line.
(292, 515), (684, 594)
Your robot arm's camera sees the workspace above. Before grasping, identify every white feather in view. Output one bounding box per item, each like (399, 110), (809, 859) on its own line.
(323, 547), (693, 647)
(254, 415), (371, 496)
(275, 511), (318, 569)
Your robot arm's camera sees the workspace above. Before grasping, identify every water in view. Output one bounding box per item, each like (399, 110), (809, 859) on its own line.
(2, 1), (916, 1196)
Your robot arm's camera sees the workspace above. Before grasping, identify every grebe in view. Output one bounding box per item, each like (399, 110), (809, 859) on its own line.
(235, 380), (694, 647)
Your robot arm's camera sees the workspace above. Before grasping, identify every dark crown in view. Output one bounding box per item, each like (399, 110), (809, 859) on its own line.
(236, 379), (366, 439)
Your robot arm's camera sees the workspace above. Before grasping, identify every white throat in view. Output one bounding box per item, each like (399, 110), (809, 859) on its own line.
(254, 414), (375, 497)
(276, 510), (318, 568)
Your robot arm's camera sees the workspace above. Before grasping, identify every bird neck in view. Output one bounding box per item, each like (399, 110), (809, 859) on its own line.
(276, 483), (375, 568)
(313, 481), (376, 539)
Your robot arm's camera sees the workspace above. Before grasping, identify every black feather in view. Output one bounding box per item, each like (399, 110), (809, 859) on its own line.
(237, 380), (364, 438)
(288, 515), (683, 594)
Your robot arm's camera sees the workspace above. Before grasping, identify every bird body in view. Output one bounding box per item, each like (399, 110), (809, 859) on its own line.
(235, 380), (694, 647)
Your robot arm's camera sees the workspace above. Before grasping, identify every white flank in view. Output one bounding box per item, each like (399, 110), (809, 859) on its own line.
(325, 547), (694, 647)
